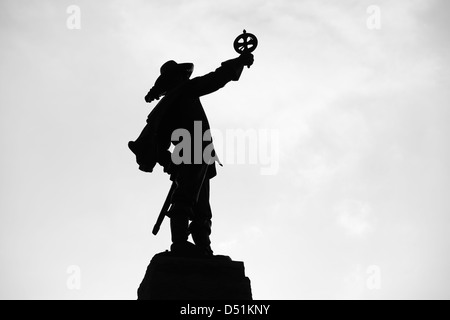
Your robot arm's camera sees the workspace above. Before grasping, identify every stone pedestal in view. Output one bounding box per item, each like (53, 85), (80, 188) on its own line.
(137, 252), (252, 300)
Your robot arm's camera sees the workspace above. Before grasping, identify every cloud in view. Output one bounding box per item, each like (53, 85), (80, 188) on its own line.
(335, 199), (373, 237)
(244, 225), (263, 241)
(216, 239), (238, 252)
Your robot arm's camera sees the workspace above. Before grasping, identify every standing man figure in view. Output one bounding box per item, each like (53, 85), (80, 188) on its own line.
(129, 53), (254, 256)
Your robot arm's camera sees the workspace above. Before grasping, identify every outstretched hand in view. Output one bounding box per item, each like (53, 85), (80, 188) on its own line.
(239, 52), (254, 68)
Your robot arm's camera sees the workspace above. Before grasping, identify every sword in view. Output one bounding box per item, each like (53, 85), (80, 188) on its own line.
(152, 181), (176, 236)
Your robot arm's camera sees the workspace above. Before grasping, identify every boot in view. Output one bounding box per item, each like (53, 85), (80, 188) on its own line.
(169, 203), (200, 256)
(170, 214), (189, 245)
(189, 219), (214, 257)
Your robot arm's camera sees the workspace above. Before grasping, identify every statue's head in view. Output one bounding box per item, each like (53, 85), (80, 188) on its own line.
(160, 60), (194, 81)
(146, 60), (194, 102)
(156, 60), (194, 93)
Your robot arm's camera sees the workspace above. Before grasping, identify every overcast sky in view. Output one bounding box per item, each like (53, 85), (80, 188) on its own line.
(1, 0), (449, 299)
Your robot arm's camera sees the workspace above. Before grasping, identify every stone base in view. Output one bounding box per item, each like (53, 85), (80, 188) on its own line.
(137, 252), (252, 300)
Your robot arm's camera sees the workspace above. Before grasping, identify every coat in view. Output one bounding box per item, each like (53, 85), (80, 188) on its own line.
(155, 57), (246, 180)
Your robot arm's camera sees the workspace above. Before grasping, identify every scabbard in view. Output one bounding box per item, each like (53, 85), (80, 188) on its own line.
(152, 181), (176, 235)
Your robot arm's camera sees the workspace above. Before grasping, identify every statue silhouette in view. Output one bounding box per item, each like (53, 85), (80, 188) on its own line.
(129, 35), (255, 257)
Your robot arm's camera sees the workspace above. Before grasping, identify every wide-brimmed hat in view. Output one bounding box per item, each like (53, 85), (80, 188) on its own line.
(160, 60), (194, 79)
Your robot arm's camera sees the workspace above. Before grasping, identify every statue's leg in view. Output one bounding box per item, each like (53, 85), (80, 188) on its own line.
(190, 179), (213, 256)
(169, 205), (190, 244)
(169, 164), (202, 255)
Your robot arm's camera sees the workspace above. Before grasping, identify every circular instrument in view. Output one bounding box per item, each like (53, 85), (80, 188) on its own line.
(233, 29), (258, 54)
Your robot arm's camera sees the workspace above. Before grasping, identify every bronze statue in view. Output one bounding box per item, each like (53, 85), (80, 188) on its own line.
(129, 30), (257, 257)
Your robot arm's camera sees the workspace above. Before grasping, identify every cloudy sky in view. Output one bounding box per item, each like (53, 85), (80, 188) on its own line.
(0, 0), (449, 299)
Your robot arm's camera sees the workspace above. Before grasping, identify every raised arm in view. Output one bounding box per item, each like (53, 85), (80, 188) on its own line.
(188, 53), (254, 97)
